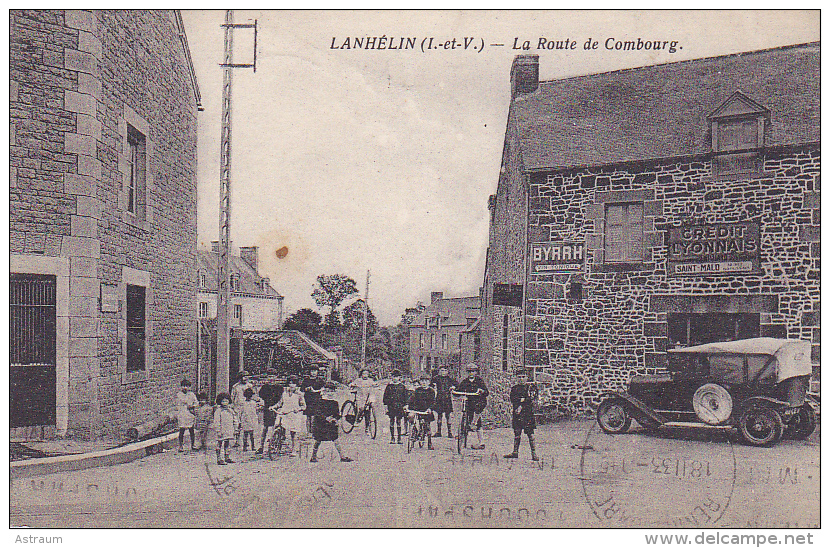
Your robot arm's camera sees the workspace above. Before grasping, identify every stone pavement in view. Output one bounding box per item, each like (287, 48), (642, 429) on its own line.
(10, 419), (819, 528)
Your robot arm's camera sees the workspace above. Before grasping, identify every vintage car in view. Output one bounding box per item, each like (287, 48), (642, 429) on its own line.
(596, 338), (817, 446)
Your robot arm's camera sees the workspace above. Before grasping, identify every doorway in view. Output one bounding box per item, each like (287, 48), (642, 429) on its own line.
(10, 274), (57, 427)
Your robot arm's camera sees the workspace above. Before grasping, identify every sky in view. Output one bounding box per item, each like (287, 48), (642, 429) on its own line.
(180, 10), (818, 326)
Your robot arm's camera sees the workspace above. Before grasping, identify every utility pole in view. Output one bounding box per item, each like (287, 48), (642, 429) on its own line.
(361, 270), (370, 369)
(216, 10), (257, 395)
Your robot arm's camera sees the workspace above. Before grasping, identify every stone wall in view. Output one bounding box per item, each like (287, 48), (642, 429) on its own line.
(521, 147), (820, 417)
(10, 10), (199, 440)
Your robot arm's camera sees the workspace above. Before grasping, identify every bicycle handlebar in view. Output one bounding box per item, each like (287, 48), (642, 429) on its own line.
(405, 409), (433, 415)
(452, 391), (481, 397)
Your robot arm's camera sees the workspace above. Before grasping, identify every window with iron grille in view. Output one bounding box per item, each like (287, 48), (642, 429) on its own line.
(605, 203), (643, 263)
(126, 284), (146, 372)
(10, 274), (56, 366)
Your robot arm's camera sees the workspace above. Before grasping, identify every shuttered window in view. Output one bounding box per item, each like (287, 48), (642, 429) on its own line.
(605, 203), (643, 263)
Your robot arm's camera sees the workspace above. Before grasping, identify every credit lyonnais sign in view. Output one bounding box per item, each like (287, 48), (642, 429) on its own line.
(667, 222), (761, 276)
(531, 241), (585, 273)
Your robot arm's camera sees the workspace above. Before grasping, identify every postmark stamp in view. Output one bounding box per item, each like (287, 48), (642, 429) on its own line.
(580, 423), (736, 527)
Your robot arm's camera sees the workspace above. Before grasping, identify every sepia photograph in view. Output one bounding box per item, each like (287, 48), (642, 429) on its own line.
(7, 8), (820, 535)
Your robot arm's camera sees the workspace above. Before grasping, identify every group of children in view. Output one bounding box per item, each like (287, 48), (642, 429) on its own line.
(175, 366), (353, 465)
(174, 362), (540, 465)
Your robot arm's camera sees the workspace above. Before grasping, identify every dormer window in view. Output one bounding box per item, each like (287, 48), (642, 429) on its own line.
(709, 91), (769, 180)
(230, 273), (239, 292)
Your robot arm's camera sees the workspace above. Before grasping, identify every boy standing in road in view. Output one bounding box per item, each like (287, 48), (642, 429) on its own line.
(310, 381), (353, 463)
(256, 370), (284, 455)
(430, 365), (457, 438)
(349, 369), (378, 435)
(301, 366), (324, 436)
(383, 370), (408, 444)
(405, 375), (436, 450)
(454, 364), (489, 450)
(504, 368), (539, 461)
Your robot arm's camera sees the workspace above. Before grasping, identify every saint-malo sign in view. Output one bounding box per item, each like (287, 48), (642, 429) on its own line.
(667, 221), (761, 276)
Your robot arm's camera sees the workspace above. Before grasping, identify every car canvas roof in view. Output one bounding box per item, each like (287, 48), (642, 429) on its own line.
(668, 338), (812, 382)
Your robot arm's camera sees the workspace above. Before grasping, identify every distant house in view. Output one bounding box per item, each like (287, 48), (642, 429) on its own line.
(10, 10), (201, 440)
(197, 244), (284, 330)
(409, 292), (481, 378)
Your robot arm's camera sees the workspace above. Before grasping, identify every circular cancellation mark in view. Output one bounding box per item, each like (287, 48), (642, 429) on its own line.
(579, 422), (736, 527)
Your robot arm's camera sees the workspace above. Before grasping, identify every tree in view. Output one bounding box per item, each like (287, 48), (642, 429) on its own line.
(342, 299), (379, 335)
(312, 274), (359, 331)
(282, 308), (322, 340)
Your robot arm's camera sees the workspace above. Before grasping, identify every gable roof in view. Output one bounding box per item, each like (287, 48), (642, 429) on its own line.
(512, 42), (819, 171)
(197, 250), (282, 298)
(411, 295), (480, 328)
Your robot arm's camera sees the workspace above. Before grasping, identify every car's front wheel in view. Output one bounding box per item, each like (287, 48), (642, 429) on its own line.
(597, 398), (632, 434)
(738, 405), (784, 447)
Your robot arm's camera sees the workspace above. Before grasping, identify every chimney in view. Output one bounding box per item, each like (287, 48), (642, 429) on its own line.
(431, 291), (443, 304)
(511, 54), (539, 99)
(240, 246), (259, 271)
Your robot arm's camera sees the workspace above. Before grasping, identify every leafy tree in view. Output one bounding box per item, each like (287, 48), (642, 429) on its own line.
(312, 274), (359, 331)
(282, 308), (322, 340)
(342, 299), (379, 335)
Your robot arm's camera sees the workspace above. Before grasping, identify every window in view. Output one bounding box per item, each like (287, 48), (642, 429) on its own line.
(442, 333), (448, 350)
(199, 302), (208, 318)
(126, 125), (146, 218)
(230, 274), (239, 292)
(126, 284), (146, 372)
(668, 313), (760, 348)
(605, 203), (643, 263)
(709, 92), (767, 179)
(199, 270), (207, 288)
(567, 282), (583, 302)
(430, 334), (436, 349)
(473, 333), (481, 362)
(234, 304), (243, 325)
(419, 333), (424, 348)
(426, 356), (432, 369)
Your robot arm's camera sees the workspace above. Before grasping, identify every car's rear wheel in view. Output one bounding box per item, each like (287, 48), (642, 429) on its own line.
(738, 405), (785, 447)
(784, 404), (817, 440)
(597, 399), (632, 434)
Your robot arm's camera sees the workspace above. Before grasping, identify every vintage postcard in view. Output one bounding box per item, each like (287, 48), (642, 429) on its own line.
(8, 9), (819, 535)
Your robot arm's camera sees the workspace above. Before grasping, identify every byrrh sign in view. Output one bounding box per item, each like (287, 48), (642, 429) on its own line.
(667, 221), (761, 276)
(531, 241), (585, 273)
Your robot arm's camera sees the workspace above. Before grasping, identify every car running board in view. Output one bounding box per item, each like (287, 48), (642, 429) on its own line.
(615, 392), (667, 426)
(659, 422), (735, 430)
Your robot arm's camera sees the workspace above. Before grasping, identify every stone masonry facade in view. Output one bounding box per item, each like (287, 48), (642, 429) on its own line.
(10, 10), (200, 440)
(523, 148), (820, 417)
(482, 47), (819, 425)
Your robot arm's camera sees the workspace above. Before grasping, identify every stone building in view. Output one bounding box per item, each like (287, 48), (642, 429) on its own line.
(197, 244), (284, 331)
(409, 292), (480, 378)
(482, 44), (820, 423)
(10, 10), (201, 440)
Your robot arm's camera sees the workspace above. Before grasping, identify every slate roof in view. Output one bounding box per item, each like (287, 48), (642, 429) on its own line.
(512, 42), (819, 171)
(197, 250), (282, 298)
(411, 296), (481, 328)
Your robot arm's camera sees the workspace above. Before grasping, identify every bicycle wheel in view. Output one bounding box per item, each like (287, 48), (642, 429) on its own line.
(457, 416), (467, 454)
(275, 427), (286, 456)
(367, 406), (378, 439)
(407, 422), (416, 454)
(267, 429), (279, 460)
(340, 400), (357, 433)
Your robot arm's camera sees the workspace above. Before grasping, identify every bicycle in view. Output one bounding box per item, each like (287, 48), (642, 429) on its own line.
(340, 390), (378, 439)
(453, 391), (483, 454)
(266, 414), (288, 460)
(405, 409), (433, 454)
